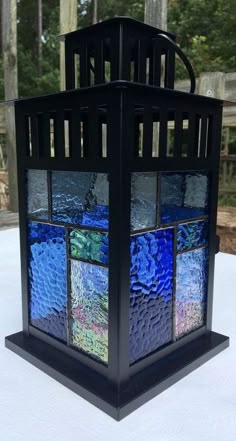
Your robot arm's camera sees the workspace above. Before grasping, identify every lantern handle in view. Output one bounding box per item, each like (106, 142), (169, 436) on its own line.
(156, 33), (196, 94)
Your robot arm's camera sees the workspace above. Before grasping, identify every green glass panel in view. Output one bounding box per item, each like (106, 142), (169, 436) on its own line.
(69, 229), (108, 265)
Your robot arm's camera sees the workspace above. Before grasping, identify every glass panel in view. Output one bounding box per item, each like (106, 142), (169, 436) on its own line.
(52, 171), (109, 229)
(27, 170), (48, 219)
(131, 172), (157, 231)
(176, 248), (208, 338)
(177, 220), (208, 252)
(129, 228), (174, 364)
(70, 260), (108, 364)
(160, 172), (208, 224)
(69, 229), (108, 265)
(28, 222), (67, 341)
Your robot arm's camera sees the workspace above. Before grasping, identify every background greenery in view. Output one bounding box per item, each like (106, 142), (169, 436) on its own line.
(0, 0), (236, 99)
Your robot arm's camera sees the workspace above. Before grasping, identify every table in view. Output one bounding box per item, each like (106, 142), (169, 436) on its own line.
(0, 228), (235, 441)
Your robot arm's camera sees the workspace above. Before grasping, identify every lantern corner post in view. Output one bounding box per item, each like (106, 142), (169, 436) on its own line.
(106, 86), (132, 390)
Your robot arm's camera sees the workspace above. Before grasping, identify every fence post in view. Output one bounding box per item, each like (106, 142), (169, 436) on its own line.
(2, 0), (18, 212)
(60, 0), (78, 91)
(198, 72), (225, 99)
(145, 0), (168, 30)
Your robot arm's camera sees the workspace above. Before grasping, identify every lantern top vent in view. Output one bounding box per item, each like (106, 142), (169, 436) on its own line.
(61, 16), (197, 92)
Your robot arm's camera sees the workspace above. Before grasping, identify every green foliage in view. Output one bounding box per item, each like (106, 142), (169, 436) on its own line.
(17, 0), (60, 97)
(0, 0), (235, 98)
(168, 0), (236, 77)
(218, 194), (236, 208)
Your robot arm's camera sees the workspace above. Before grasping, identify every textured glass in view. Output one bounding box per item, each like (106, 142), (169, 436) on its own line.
(28, 222), (67, 341)
(131, 172), (157, 231)
(177, 220), (208, 252)
(176, 248), (208, 338)
(52, 171), (109, 228)
(160, 172), (208, 224)
(129, 228), (174, 364)
(70, 260), (108, 363)
(27, 170), (48, 219)
(69, 229), (108, 265)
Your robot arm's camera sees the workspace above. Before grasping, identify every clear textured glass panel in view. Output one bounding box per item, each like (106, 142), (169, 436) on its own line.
(69, 229), (108, 265)
(52, 171), (109, 229)
(28, 222), (67, 341)
(27, 170), (48, 219)
(176, 248), (208, 338)
(131, 172), (157, 231)
(129, 228), (174, 364)
(70, 260), (108, 363)
(160, 172), (208, 224)
(177, 220), (208, 252)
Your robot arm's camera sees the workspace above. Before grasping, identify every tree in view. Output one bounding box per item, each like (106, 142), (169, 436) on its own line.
(168, 0), (236, 77)
(145, 0), (168, 30)
(2, 0), (18, 211)
(0, 0), (235, 101)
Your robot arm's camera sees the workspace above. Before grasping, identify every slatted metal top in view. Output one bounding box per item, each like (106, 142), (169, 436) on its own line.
(62, 16), (178, 90)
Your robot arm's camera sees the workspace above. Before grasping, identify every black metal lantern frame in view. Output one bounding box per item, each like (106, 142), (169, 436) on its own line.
(6, 18), (229, 421)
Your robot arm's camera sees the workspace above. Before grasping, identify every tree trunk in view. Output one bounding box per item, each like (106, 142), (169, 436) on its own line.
(60, 0), (77, 91)
(92, 0), (98, 25)
(145, 0), (168, 30)
(2, 0), (18, 212)
(38, 0), (43, 76)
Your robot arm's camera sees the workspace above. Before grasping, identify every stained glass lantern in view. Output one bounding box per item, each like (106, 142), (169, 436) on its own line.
(6, 17), (229, 420)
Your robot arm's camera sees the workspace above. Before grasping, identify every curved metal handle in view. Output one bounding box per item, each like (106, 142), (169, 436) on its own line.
(156, 33), (196, 94)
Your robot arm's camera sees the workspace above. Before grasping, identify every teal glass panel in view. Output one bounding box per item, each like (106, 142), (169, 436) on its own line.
(176, 248), (208, 338)
(70, 260), (108, 363)
(131, 172), (157, 231)
(161, 172), (208, 224)
(69, 229), (108, 264)
(27, 170), (48, 219)
(52, 171), (109, 228)
(129, 228), (174, 363)
(177, 220), (208, 252)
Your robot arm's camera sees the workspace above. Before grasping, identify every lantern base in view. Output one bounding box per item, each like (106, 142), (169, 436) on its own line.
(5, 330), (229, 421)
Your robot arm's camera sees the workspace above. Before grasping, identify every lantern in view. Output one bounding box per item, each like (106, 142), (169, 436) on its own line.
(6, 17), (229, 420)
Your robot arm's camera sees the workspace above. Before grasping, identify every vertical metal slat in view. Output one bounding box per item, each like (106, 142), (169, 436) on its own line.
(80, 45), (89, 87)
(54, 110), (65, 159)
(199, 115), (208, 158)
(159, 110), (168, 158)
(137, 40), (147, 84)
(173, 112), (183, 158)
(30, 114), (39, 159)
(166, 48), (175, 89)
(94, 40), (104, 84)
(42, 112), (51, 159)
(88, 104), (99, 158)
(187, 113), (196, 158)
(152, 45), (162, 87)
(143, 103), (153, 158)
(70, 107), (81, 160)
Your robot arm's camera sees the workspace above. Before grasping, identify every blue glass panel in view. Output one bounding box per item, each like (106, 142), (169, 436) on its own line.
(52, 171), (109, 228)
(27, 170), (48, 219)
(160, 172), (208, 224)
(129, 228), (174, 364)
(177, 220), (208, 252)
(28, 222), (67, 341)
(70, 260), (108, 363)
(131, 172), (157, 231)
(176, 248), (208, 338)
(69, 229), (108, 265)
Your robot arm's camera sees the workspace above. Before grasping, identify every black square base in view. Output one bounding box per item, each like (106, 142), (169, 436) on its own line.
(5, 330), (229, 421)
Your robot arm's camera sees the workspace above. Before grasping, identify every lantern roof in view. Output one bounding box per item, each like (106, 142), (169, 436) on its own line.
(59, 16), (176, 42)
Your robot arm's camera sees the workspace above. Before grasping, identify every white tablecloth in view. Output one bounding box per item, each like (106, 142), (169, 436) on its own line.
(0, 228), (235, 441)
